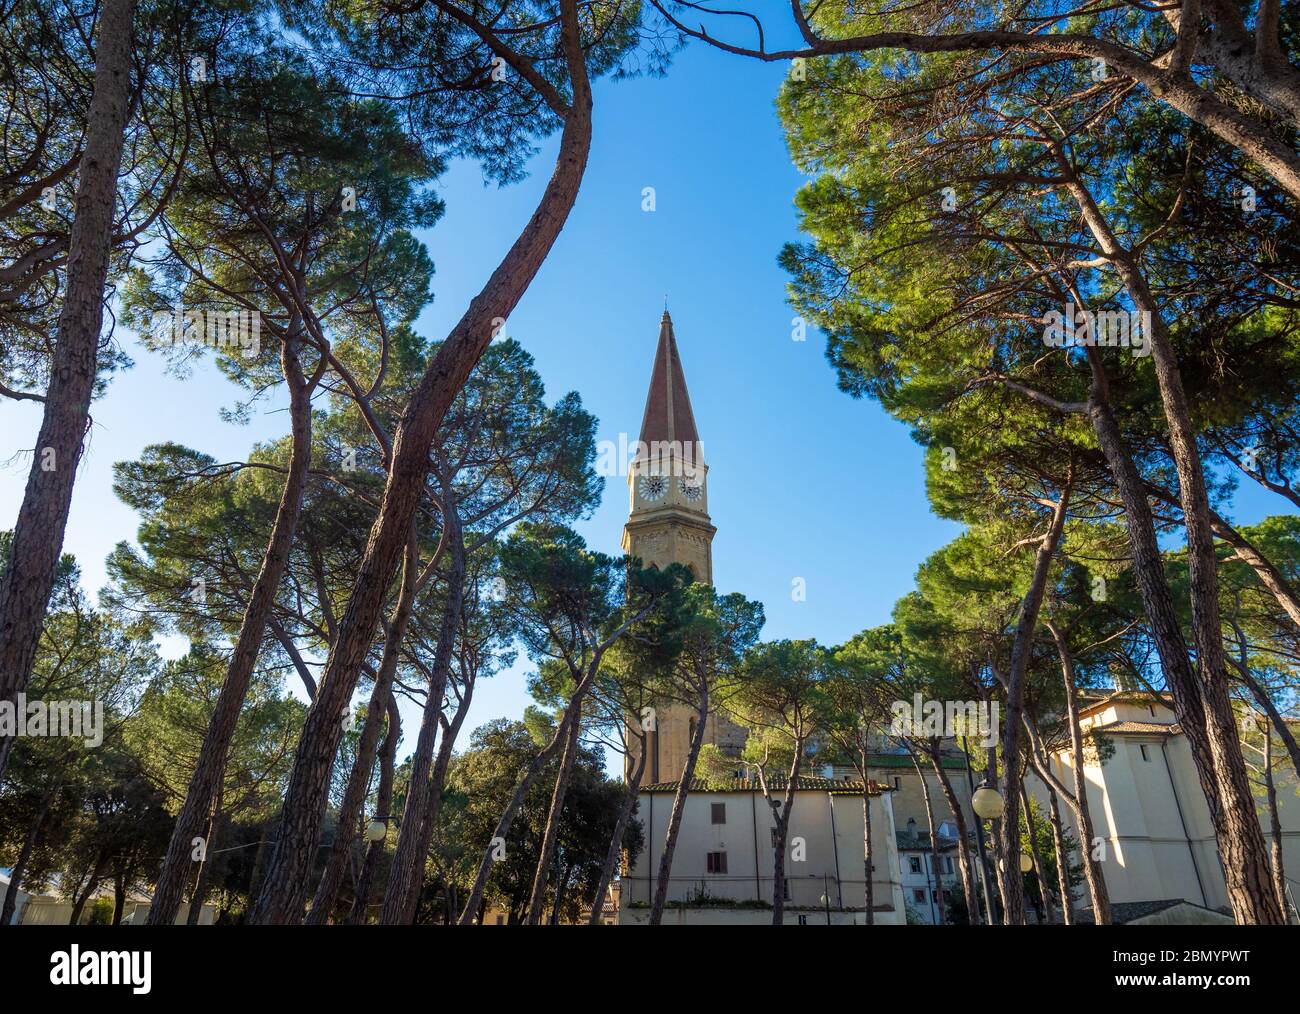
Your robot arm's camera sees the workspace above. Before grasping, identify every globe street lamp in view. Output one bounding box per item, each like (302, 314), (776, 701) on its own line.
(365, 816), (390, 843)
(971, 785), (1004, 820)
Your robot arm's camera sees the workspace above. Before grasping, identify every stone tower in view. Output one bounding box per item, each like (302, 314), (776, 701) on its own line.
(623, 312), (744, 784)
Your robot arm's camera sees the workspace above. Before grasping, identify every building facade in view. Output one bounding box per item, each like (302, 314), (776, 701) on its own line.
(1026, 690), (1300, 919)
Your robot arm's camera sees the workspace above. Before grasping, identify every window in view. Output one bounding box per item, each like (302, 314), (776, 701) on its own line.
(495, 915), (505, 925)
(783, 879), (792, 902)
(943, 857), (954, 875)
(893, 776), (901, 790)
(797, 914), (809, 925)
(711, 802), (726, 825)
(913, 889), (926, 903)
(1140, 744), (1150, 762)
(908, 856), (922, 874)
(707, 851), (728, 874)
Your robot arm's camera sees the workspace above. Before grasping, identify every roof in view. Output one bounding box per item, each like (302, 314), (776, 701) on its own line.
(1074, 899), (1233, 925)
(1090, 720), (1182, 736)
(896, 830), (965, 853)
(641, 776), (890, 795)
(865, 752), (968, 770)
(1077, 690), (1175, 718)
(636, 311), (702, 457)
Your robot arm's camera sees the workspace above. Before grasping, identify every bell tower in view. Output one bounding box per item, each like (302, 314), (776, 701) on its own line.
(622, 310), (714, 583)
(624, 312), (737, 784)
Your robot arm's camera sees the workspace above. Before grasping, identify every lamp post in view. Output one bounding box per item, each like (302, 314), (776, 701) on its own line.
(820, 874), (831, 925)
(962, 736), (1001, 925)
(365, 816), (390, 843)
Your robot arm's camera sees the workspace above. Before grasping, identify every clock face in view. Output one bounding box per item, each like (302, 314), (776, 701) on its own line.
(638, 473), (667, 502)
(679, 477), (704, 502)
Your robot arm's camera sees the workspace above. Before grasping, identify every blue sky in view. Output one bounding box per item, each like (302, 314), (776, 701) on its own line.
(0, 39), (1283, 763)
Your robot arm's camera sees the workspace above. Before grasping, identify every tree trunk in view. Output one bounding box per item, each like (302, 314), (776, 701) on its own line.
(649, 684), (709, 925)
(0, 776), (60, 926)
(926, 744), (977, 924)
(0, 0), (135, 781)
(861, 776), (874, 924)
(1045, 619), (1112, 923)
(247, 9), (594, 922)
(1068, 179), (1285, 925)
(1236, 663), (1300, 782)
(997, 475), (1071, 926)
(1020, 781), (1055, 924)
(148, 333), (314, 924)
(111, 875), (126, 926)
(525, 701), (583, 924)
(345, 694), (401, 925)
(379, 511), (465, 925)
(308, 529), (420, 924)
(588, 731), (646, 925)
(457, 690), (591, 925)
(1262, 727), (1289, 921)
(186, 805), (223, 926)
(768, 745), (804, 926)
(1046, 789), (1073, 925)
(69, 849), (109, 925)
(908, 746), (945, 924)
(1085, 373), (1281, 921)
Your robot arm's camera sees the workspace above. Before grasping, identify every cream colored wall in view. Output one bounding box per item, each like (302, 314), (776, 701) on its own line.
(622, 788), (905, 923)
(1028, 720), (1300, 915)
(867, 763), (975, 834)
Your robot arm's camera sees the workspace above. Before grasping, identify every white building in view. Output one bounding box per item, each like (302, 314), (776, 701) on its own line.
(1026, 690), (1300, 920)
(620, 776), (907, 924)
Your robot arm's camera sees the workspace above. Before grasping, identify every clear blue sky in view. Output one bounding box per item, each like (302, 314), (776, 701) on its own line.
(0, 40), (1282, 762)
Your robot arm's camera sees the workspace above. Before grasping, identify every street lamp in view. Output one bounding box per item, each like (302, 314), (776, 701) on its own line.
(820, 875), (831, 925)
(365, 816), (390, 843)
(971, 785), (1004, 820)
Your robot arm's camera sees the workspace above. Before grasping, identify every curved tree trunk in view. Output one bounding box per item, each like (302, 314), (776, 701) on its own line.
(380, 512), (465, 925)
(456, 698), (588, 925)
(1046, 789), (1073, 925)
(308, 530), (420, 924)
(588, 731), (646, 926)
(649, 684), (709, 925)
(997, 474), (1071, 926)
(1067, 177), (1284, 924)
(149, 333), (314, 924)
(248, 7), (594, 921)
(1044, 619), (1111, 923)
(908, 746), (945, 924)
(0, 0), (135, 781)
(525, 702), (583, 924)
(767, 746), (804, 926)
(926, 745), (977, 924)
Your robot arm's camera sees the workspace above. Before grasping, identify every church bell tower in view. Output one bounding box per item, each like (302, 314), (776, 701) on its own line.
(623, 312), (743, 784)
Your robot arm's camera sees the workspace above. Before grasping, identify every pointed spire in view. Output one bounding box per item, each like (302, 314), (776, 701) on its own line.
(636, 310), (702, 457)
